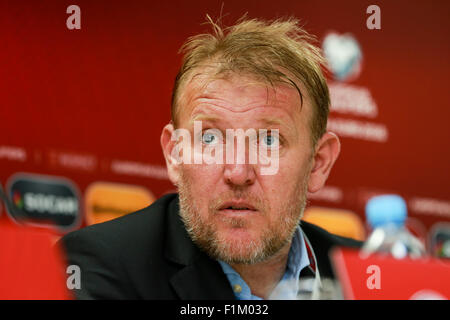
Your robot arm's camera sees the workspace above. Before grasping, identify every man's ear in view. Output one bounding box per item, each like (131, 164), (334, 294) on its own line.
(160, 123), (181, 186)
(307, 132), (341, 193)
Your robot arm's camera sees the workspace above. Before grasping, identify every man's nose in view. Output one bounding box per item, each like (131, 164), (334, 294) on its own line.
(223, 162), (256, 186)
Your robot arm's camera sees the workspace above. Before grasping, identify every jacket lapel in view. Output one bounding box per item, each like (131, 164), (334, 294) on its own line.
(164, 195), (235, 300)
(169, 255), (236, 300)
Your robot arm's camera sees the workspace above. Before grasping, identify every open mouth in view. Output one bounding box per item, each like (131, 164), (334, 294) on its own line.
(219, 201), (258, 213)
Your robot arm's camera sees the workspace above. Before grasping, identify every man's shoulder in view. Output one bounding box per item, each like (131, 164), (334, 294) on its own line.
(61, 193), (178, 251)
(301, 220), (363, 248)
(57, 193), (182, 299)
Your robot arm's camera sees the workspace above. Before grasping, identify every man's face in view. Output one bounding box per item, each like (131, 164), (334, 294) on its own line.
(173, 72), (315, 264)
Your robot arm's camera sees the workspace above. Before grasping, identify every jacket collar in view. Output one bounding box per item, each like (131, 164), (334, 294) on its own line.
(164, 195), (236, 299)
(164, 197), (200, 266)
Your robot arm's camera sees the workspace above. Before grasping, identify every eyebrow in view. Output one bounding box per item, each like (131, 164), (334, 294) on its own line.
(190, 114), (221, 123)
(190, 114), (290, 130)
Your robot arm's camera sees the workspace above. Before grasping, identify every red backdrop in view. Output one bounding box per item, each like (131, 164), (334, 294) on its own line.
(0, 1), (449, 247)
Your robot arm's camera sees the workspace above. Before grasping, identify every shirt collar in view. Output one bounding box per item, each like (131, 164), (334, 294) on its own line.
(283, 225), (310, 280)
(218, 225), (312, 300)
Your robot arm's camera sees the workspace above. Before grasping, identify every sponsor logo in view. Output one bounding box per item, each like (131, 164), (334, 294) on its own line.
(12, 191), (24, 209)
(429, 223), (450, 259)
(322, 32), (389, 144)
(6, 173), (81, 231)
(85, 182), (155, 225)
(323, 32), (362, 82)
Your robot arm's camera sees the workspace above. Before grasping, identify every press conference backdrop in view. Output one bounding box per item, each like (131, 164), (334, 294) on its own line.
(0, 1), (449, 257)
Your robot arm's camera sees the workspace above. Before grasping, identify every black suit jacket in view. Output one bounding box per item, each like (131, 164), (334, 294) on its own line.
(59, 193), (361, 299)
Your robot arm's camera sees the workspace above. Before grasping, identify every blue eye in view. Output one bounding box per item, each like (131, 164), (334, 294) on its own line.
(261, 134), (279, 148)
(202, 132), (219, 145)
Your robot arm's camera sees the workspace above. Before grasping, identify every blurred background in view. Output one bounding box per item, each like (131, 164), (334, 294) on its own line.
(0, 0), (449, 259)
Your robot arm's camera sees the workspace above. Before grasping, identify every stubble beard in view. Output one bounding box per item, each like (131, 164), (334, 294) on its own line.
(177, 170), (309, 265)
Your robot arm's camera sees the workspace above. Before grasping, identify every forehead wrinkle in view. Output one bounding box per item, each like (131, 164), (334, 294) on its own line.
(191, 112), (285, 125)
(181, 75), (307, 137)
(190, 85), (300, 116)
(179, 70), (305, 119)
(189, 109), (298, 138)
(202, 82), (295, 107)
(191, 99), (276, 115)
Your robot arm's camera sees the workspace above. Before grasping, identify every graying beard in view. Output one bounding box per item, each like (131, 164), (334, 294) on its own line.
(177, 176), (308, 265)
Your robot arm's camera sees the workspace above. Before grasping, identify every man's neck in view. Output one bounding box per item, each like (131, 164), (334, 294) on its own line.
(230, 242), (291, 299)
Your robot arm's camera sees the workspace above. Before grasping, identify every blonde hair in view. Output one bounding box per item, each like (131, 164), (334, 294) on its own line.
(171, 15), (330, 147)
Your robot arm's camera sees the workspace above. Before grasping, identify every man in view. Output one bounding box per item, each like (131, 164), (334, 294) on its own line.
(59, 16), (361, 300)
